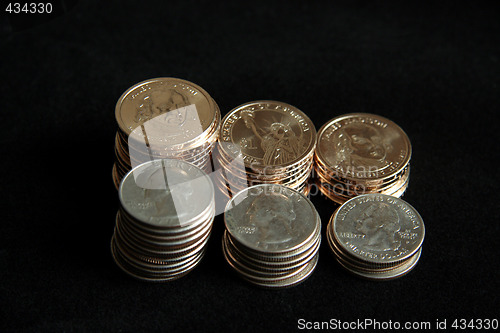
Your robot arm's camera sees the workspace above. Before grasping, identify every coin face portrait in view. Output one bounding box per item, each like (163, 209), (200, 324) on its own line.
(225, 184), (319, 252)
(134, 89), (190, 126)
(333, 122), (392, 169)
(355, 202), (401, 251)
(120, 159), (214, 227)
(135, 166), (194, 218)
(317, 114), (411, 179)
(245, 192), (297, 244)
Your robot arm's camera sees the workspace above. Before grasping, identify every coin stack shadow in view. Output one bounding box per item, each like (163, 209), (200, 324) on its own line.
(314, 113), (411, 204)
(111, 159), (215, 281)
(112, 78), (221, 189)
(213, 101), (317, 200)
(222, 184), (321, 288)
(326, 194), (425, 280)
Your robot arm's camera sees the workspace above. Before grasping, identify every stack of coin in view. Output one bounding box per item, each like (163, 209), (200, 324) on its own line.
(222, 184), (321, 288)
(112, 78), (221, 189)
(326, 193), (425, 280)
(214, 101), (317, 199)
(314, 113), (411, 204)
(111, 159), (215, 281)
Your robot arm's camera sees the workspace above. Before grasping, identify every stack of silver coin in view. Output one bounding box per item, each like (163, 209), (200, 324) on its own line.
(214, 101), (317, 199)
(326, 193), (425, 280)
(111, 159), (215, 281)
(222, 184), (321, 288)
(112, 77), (221, 189)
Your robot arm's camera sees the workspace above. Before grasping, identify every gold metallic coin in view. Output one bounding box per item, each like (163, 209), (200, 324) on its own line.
(315, 114), (411, 203)
(214, 101), (316, 197)
(219, 100), (317, 171)
(115, 78), (217, 143)
(315, 165), (410, 195)
(315, 113), (411, 180)
(216, 147), (313, 182)
(112, 78), (221, 189)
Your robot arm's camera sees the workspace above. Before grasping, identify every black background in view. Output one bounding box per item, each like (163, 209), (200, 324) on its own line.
(1, 1), (499, 331)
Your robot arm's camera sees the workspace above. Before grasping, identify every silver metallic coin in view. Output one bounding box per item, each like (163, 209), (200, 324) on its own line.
(119, 159), (214, 228)
(111, 236), (205, 282)
(226, 213), (320, 261)
(225, 231), (320, 273)
(332, 193), (425, 265)
(224, 184), (319, 254)
(334, 248), (422, 280)
(326, 193), (425, 280)
(222, 184), (321, 288)
(111, 159), (215, 281)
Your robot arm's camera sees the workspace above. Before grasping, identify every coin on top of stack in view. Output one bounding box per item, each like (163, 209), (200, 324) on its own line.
(112, 78), (221, 189)
(326, 193), (425, 280)
(214, 100), (317, 199)
(314, 113), (411, 204)
(222, 184), (321, 288)
(111, 158), (215, 282)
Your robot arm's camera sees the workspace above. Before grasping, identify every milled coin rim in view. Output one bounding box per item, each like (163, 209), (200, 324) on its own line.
(225, 231), (321, 272)
(315, 177), (409, 204)
(225, 215), (321, 260)
(215, 148), (314, 181)
(222, 235), (317, 284)
(111, 236), (205, 282)
(316, 168), (410, 197)
(118, 208), (215, 240)
(334, 247), (422, 280)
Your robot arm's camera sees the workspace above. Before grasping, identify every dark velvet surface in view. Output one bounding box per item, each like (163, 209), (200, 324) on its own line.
(1, 1), (499, 331)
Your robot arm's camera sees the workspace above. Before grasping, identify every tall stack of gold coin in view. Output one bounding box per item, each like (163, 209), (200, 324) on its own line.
(112, 78), (221, 189)
(314, 113), (411, 204)
(214, 100), (317, 198)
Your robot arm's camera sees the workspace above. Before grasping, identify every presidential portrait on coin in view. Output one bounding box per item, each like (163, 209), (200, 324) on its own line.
(330, 122), (394, 172)
(134, 164), (194, 219)
(355, 202), (401, 251)
(245, 192), (298, 244)
(134, 89), (191, 125)
(129, 88), (204, 148)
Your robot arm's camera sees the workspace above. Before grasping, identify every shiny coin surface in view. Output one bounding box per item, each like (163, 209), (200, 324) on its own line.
(314, 113), (412, 203)
(112, 78), (221, 189)
(326, 193), (425, 280)
(332, 193), (424, 264)
(219, 101), (317, 170)
(222, 184), (320, 288)
(119, 159), (214, 228)
(116, 78), (217, 145)
(214, 101), (316, 201)
(111, 159), (215, 281)
(316, 113), (411, 180)
(225, 184), (319, 254)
